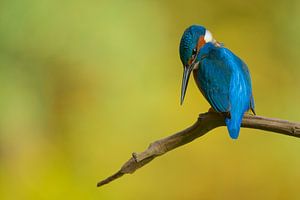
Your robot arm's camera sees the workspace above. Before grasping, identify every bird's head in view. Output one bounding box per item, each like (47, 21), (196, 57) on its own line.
(179, 25), (215, 105)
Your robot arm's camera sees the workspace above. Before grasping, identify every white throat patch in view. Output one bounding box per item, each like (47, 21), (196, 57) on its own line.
(204, 30), (213, 43)
(193, 61), (200, 70)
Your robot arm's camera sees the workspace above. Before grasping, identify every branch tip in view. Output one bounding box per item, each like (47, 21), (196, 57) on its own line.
(97, 170), (124, 187)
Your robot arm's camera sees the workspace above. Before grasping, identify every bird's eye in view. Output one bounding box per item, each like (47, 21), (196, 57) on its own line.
(192, 48), (197, 56)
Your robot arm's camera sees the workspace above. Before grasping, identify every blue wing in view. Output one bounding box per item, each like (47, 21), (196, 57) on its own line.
(195, 44), (232, 114)
(195, 43), (254, 138)
(241, 61), (256, 114)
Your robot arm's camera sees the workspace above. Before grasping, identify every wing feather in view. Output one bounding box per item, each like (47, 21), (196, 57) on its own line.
(196, 49), (232, 113)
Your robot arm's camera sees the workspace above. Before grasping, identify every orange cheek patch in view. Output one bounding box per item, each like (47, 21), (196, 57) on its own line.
(188, 36), (205, 65)
(197, 36), (205, 50)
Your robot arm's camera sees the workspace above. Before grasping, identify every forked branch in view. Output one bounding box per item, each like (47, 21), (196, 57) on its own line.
(97, 111), (300, 187)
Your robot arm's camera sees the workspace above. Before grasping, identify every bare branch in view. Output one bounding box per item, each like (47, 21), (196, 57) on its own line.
(97, 111), (300, 187)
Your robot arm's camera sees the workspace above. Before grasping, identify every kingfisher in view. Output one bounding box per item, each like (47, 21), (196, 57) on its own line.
(179, 25), (255, 139)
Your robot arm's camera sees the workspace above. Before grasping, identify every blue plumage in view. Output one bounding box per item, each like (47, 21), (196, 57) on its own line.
(179, 25), (255, 139)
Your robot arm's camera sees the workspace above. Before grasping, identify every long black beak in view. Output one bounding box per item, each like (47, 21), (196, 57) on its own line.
(180, 64), (194, 105)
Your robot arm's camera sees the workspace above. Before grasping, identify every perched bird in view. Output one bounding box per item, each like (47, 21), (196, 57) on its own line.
(179, 25), (255, 139)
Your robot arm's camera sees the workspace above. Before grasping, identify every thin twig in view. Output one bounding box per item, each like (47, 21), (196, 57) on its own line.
(97, 111), (300, 187)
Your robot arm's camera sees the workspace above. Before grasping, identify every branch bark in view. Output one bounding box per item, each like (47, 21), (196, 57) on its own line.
(97, 111), (300, 187)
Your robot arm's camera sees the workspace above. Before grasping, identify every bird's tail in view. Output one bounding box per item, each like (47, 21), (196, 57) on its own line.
(225, 112), (243, 139)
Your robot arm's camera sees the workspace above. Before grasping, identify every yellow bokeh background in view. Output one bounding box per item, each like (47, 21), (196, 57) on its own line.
(1, 0), (300, 199)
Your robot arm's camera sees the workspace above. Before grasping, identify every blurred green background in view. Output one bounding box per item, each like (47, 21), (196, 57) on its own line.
(1, 0), (300, 199)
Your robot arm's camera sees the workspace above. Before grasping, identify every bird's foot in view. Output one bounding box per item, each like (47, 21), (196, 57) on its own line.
(208, 107), (217, 113)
